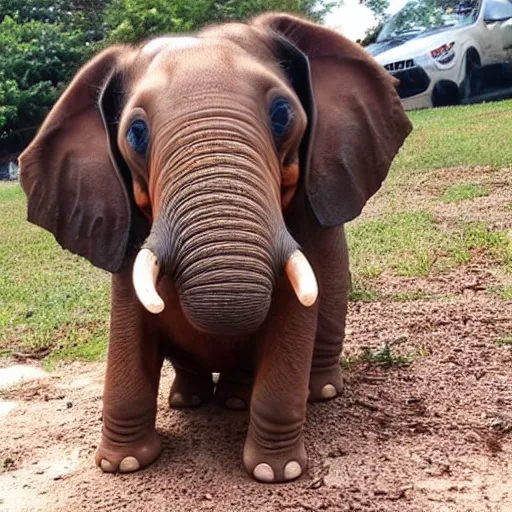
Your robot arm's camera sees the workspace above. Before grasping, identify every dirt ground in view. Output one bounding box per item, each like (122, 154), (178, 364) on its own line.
(2, 274), (512, 512)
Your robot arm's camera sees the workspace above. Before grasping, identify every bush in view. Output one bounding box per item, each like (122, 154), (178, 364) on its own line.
(0, 0), (339, 157)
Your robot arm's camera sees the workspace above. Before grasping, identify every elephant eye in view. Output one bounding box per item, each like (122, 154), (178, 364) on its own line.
(127, 119), (149, 156)
(270, 98), (293, 139)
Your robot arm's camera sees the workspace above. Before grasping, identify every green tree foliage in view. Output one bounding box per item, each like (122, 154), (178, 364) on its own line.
(0, 0), (100, 156)
(391, 0), (444, 31)
(104, 0), (339, 44)
(1, 0), (338, 157)
(362, 0), (389, 21)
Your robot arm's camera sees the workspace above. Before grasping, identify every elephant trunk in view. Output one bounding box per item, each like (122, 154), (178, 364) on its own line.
(132, 125), (317, 334)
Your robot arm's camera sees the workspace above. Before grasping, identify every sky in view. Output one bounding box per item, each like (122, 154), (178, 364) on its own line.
(323, 0), (410, 41)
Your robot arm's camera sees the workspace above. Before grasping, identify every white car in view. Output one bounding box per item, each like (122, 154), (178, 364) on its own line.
(366, 0), (512, 109)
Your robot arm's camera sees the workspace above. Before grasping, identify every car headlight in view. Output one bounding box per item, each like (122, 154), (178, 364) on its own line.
(430, 42), (455, 64)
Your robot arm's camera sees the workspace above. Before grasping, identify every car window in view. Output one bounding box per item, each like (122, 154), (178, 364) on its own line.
(484, 0), (512, 21)
(377, 0), (481, 43)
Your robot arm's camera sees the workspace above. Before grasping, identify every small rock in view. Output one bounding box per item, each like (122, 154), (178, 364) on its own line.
(204, 493), (213, 500)
(310, 477), (324, 489)
(66, 402), (73, 409)
(374, 489), (387, 496)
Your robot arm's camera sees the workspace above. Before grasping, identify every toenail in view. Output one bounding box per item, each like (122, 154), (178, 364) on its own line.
(170, 393), (185, 407)
(100, 459), (114, 472)
(321, 384), (337, 399)
(253, 463), (275, 482)
(119, 456), (140, 473)
(224, 397), (246, 410)
(192, 395), (201, 406)
(284, 460), (302, 480)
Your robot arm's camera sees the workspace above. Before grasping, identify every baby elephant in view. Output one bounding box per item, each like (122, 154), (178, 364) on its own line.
(18, 13), (412, 482)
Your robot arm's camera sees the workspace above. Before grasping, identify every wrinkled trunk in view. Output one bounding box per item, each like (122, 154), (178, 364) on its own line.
(144, 119), (292, 334)
(132, 110), (318, 335)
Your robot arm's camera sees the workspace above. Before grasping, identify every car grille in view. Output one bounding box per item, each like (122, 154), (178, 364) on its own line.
(384, 59), (416, 73)
(383, 63), (431, 99)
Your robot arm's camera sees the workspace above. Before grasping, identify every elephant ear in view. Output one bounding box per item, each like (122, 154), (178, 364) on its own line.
(18, 45), (138, 273)
(252, 13), (413, 225)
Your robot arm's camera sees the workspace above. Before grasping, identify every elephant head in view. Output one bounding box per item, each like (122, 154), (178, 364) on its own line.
(18, 13), (411, 335)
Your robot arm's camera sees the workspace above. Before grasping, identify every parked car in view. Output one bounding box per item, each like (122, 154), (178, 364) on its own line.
(365, 0), (512, 109)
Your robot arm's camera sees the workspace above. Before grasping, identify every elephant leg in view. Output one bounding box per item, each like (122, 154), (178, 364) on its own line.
(95, 271), (163, 474)
(243, 278), (317, 483)
(215, 366), (254, 410)
(168, 366), (214, 409)
(308, 293), (347, 402)
(308, 228), (350, 403)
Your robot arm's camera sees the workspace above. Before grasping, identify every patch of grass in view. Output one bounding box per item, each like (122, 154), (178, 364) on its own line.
(349, 289), (380, 302)
(440, 183), (490, 203)
(342, 338), (413, 370)
(346, 211), (446, 278)
(0, 183), (111, 363)
(496, 336), (512, 346)
(457, 222), (512, 272)
(392, 99), (512, 178)
(391, 291), (431, 301)
(347, 211), (512, 282)
(361, 343), (412, 367)
(342, 341), (430, 371)
(489, 286), (512, 300)
(349, 279), (380, 302)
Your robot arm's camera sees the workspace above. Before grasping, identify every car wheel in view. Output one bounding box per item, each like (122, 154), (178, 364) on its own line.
(432, 80), (459, 107)
(461, 50), (482, 100)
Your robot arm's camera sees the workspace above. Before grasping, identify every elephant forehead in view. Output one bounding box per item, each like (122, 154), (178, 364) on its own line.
(142, 36), (199, 57)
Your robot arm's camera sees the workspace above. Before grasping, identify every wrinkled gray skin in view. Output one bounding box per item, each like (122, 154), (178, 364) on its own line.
(18, 12), (412, 483)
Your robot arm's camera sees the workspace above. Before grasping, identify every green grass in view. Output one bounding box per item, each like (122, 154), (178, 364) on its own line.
(346, 211), (512, 279)
(346, 211), (442, 278)
(361, 343), (411, 367)
(440, 183), (490, 203)
(496, 336), (512, 346)
(490, 286), (512, 300)
(349, 281), (380, 302)
(392, 99), (512, 178)
(0, 183), (111, 364)
(391, 291), (431, 301)
(347, 98), (512, 282)
(342, 338), (419, 370)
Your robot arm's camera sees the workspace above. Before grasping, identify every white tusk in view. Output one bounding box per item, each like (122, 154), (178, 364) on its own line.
(132, 248), (165, 314)
(284, 250), (318, 307)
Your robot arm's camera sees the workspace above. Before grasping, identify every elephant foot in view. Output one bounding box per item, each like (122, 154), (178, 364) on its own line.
(215, 371), (253, 410)
(95, 429), (161, 474)
(308, 365), (343, 402)
(243, 425), (307, 483)
(169, 368), (214, 409)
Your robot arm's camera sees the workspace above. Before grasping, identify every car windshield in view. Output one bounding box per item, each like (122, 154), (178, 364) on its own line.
(377, 0), (481, 42)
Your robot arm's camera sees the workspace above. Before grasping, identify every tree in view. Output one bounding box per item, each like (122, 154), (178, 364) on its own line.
(104, 0), (340, 44)
(362, 0), (389, 21)
(0, 2), (98, 157)
(1, 0), (341, 157)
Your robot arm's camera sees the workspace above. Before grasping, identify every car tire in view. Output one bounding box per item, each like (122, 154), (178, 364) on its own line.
(432, 80), (459, 107)
(461, 50), (482, 100)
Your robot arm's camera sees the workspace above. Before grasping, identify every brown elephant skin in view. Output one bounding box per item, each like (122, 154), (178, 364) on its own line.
(18, 12), (412, 483)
